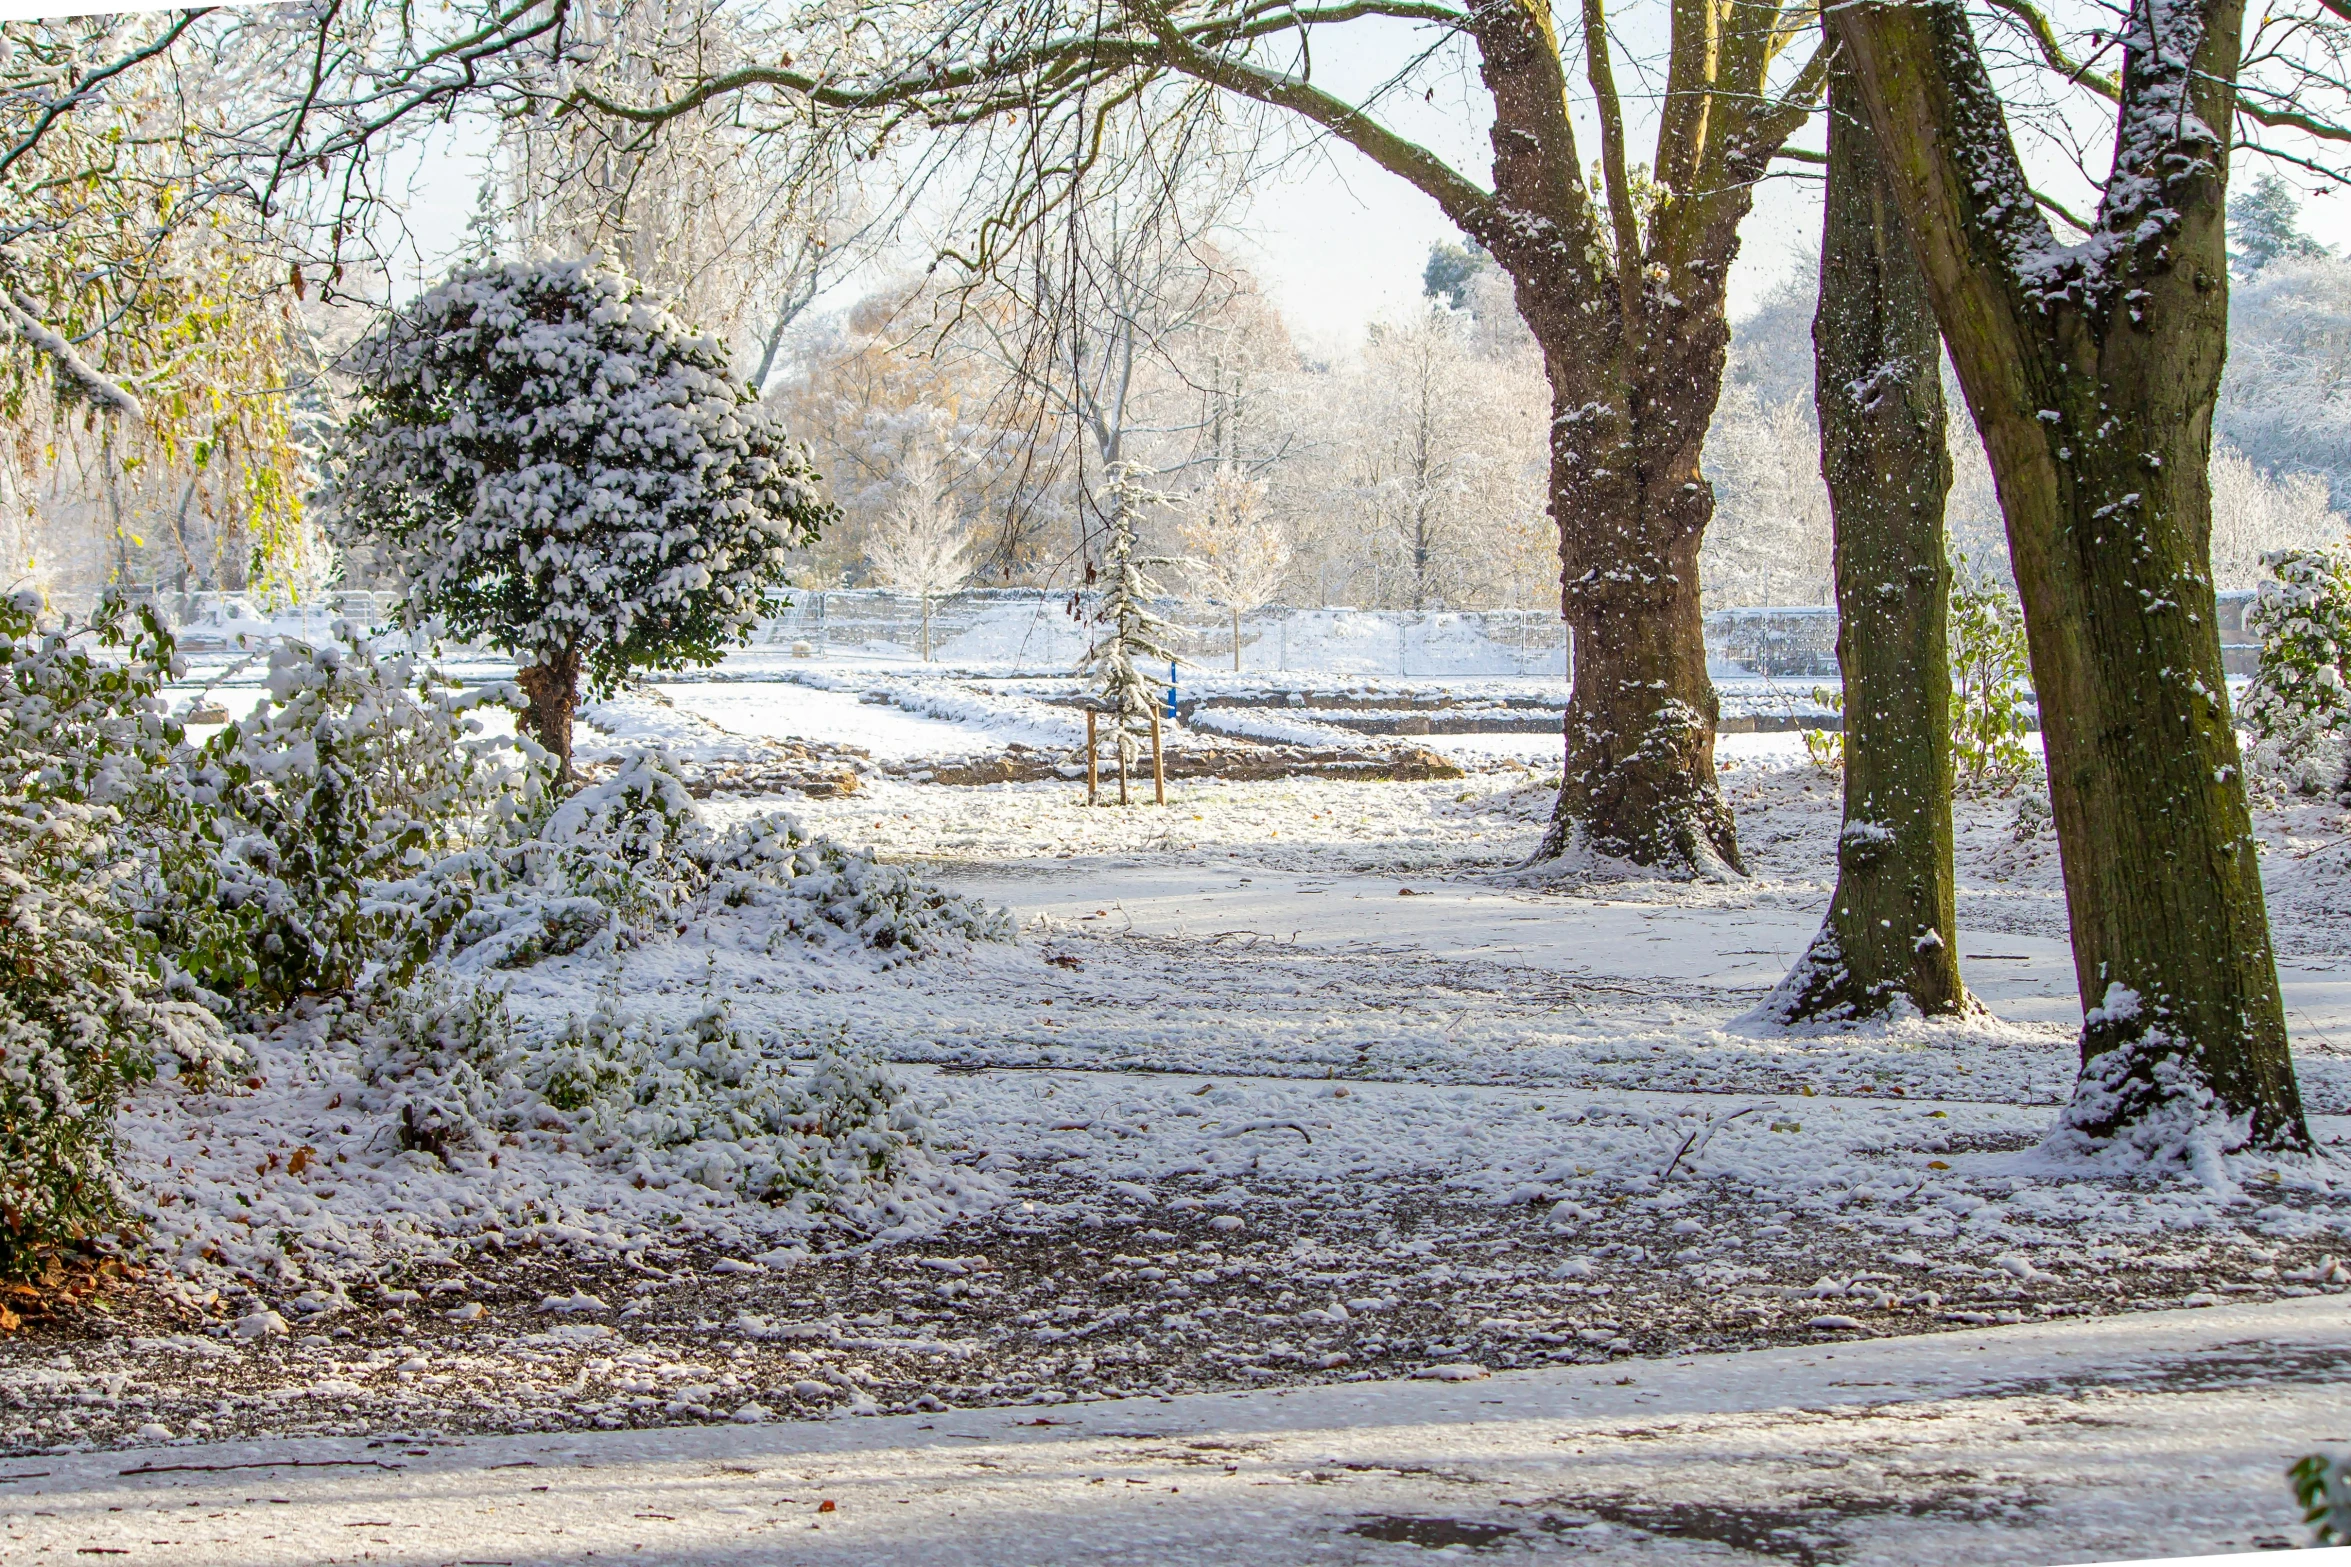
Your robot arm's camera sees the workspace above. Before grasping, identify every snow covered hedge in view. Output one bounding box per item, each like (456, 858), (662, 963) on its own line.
(0, 594), (229, 1276)
(0, 604), (1007, 1277)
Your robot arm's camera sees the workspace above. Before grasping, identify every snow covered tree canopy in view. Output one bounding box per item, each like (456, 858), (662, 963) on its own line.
(328, 261), (833, 698)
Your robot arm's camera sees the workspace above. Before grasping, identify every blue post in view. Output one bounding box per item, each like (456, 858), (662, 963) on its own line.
(1167, 659), (1179, 720)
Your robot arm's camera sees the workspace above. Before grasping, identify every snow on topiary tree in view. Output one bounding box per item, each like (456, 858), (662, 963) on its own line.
(865, 442), (971, 660)
(2242, 542), (2351, 796)
(1179, 463), (1290, 672)
(1078, 464), (1183, 800)
(328, 259), (834, 780)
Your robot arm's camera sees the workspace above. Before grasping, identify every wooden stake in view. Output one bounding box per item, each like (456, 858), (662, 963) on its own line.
(1150, 711), (1166, 805)
(1085, 710), (1098, 806)
(1117, 724), (1131, 806)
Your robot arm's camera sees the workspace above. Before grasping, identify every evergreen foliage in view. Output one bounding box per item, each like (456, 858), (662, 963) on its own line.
(2242, 543), (2351, 795)
(2229, 173), (2327, 277)
(1421, 240), (1489, 312)
(1078, 464), (1184, 766)
(1948, 557), (2035, 784)
(327, 259), (834, 770)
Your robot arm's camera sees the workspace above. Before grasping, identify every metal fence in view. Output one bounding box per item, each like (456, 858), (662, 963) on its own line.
(37, 583), (2270, 679)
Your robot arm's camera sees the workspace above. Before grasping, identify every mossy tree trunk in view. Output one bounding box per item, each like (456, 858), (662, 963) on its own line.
(1764, 43), (1969, 1025)
(1835, 0), (2310, 1147)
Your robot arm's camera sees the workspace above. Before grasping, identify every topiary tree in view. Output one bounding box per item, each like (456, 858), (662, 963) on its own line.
(329, 259), (834, 780)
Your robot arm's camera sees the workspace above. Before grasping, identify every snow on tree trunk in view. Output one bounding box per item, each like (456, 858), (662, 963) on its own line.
(1837, 0), (2312, 1151)
(1762, 43), (1969, 1025)
(517, 646), (583, 784)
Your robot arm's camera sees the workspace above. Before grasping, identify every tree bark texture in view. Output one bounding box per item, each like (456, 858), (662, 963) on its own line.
(1763, 44), (1969, 1025)
(516, 645), (582, 784)
(1834, 0), (2310, 1147)
(1454, 0), (1820, 875)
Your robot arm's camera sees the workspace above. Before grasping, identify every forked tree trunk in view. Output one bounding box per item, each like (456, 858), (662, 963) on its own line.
(1455, 0), (1793, 878)
(1110, 0), (1821, 877)
(1836, 0), (2310, 1148)
(516, 644), (582, 785)
(1763, 45), (1968, 1024)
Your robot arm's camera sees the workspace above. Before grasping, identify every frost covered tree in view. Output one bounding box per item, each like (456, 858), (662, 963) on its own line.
(1179, 463), (1288, 671)
(2210, 448), (2345, 589)
(328, 260), (832, 780)
(1699, 388), (1835, 608)
(866, 443), (972, 659)
(2229, 172), (2327, 277)
(1835, 0), (2315, 1150)
(2218, 256), (2351, 505)
(1079, 465), (1183, 800)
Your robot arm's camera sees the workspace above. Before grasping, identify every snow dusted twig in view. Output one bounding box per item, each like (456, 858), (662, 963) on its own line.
(1650, 1104), (1762, 1180)
(1219, 1120), (1313, 1144)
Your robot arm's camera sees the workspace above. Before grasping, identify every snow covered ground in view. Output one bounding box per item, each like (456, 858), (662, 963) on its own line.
(5, 1296), (2348, 1564)
(13, 662), (2351, 1566)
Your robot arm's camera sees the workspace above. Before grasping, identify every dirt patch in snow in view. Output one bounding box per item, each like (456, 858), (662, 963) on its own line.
(7, 1168), (2344, 1456)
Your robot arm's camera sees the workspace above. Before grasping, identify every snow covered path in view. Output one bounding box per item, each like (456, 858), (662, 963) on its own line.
(9, 1297), (2345, 1566)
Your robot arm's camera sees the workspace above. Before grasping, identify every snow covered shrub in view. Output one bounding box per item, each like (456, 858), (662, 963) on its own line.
(530, 749), (702, 932)
(449, 749), (1010, 968)
(0, 592), (228, 1275)
(171, 633), (535, 1005)
(2292, 1452), (2351, 1546)
(2240, 543), (2351, 797)
(696, 810), (1017, 957)
(348, 981), (926, 1209)
(1948, 557), (2035, 786)
(328, 259), (835, 776)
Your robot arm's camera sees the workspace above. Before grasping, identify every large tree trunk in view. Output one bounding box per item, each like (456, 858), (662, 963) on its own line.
(516, 645), (582, 785)
(1464, 0), (1752, 877)
(1836, 0), (2310, 1148)
(1764, 43), (1968, 1024)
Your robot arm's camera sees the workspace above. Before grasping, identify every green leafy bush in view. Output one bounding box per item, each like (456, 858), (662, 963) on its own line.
(169, 633), (535, 1005)
(2292, 1452), (2351, 1545)
(2241, 543), (2351, 796)
(0, 592), (228, 1276)
(1948, 557), (2036, 786)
